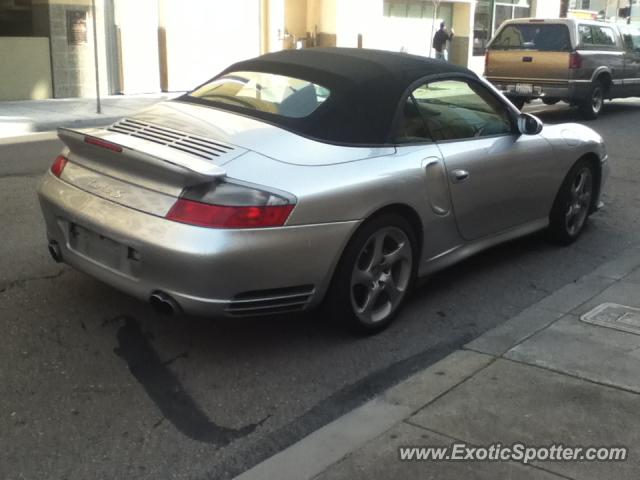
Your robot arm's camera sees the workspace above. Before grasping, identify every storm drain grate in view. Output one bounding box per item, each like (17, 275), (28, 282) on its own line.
(581, 303), (640, 336)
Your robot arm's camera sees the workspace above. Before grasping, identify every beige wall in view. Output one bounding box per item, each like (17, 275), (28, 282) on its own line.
(335, 0), (468, 57)
(285, 0), (307, 39)
(0, 37), (53, 101)
(266, 0), (285, 51)
(336, 0), (380, 48)
(452, 3), (471, 37)
(160, 0), (261, 91)
(306, 0), (340, 44)
(114, 0), (161, 94)
(451, 3), (473, 66)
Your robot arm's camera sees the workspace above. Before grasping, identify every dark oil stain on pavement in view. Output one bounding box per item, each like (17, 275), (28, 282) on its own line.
(114, 316), (266, 446)
(205, 332), (474, 480)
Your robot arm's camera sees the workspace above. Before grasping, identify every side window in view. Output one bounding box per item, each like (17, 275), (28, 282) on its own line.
(395, 97), (432, 144)
(621, 27), (640, 52)
(408, 80), (513, 142)
(591, 26), (616, 47)
(579, 25), (593, 46)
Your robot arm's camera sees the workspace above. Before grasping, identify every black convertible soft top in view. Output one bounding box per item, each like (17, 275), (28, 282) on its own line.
(180, 48), (475, 146)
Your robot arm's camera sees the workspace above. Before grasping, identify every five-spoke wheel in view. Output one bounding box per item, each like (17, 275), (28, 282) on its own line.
(549, 159), (596, 245)
(564, 167), (593, 237)
(325, 213), (417, 333)
(350, 227), (413, 326)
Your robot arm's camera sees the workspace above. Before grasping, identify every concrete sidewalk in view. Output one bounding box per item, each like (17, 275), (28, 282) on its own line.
(237, 245), (640, 480)
(0, 93), (180, 139)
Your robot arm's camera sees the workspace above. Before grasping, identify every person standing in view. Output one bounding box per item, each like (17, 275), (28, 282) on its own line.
(433, 22), (455, 61)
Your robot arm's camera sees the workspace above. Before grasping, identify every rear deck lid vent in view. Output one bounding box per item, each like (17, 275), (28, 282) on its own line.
(107, 118), (236, 161)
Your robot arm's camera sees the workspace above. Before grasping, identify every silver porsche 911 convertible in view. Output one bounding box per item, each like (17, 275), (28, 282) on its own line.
(38, 48), (608, 332)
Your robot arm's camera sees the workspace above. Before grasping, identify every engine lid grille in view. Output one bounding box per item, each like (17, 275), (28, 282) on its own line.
(107, 118), (236, 161)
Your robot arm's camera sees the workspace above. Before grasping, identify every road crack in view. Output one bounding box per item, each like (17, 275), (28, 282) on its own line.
(0, 269), (67, 294)
(0, 172), (42, 180)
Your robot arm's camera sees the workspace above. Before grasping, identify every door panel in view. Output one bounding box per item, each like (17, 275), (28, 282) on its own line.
(439, 134), (554, 241)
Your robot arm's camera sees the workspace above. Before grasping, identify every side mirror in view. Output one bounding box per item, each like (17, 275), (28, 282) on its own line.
(518, 113), (543, 135)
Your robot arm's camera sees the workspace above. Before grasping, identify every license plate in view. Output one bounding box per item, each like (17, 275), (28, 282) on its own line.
(515, 83), (534, 95)
(69, 224), (126, 270)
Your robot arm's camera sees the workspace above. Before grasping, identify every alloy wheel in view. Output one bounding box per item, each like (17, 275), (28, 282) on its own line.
(350, 227), (413, 325)
(565, 167), (593, 237)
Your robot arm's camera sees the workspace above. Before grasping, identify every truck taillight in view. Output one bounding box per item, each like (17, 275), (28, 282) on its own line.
(569, 52), (582, 69)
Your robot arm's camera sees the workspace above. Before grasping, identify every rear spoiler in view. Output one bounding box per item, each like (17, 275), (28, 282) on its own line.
(58, 127), (227, 180)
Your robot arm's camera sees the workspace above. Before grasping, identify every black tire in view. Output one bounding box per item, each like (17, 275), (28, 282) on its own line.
(548, 159), (596, 245)
(578, 81), (605, 120)
(324, 213), (418, 334)
(507, 96), (526, 110)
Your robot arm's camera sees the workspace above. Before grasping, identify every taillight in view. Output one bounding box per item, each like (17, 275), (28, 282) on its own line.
(51, 155), (68, 178)
(569, 52), (582, 69)
(167, 200), (294, 228)
(166, 181), (296, 228)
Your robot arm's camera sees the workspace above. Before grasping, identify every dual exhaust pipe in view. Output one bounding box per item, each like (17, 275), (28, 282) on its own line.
(47, 240), (180, 316)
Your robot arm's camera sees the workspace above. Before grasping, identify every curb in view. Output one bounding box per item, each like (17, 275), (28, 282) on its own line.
(0, 117), (122, 144)
(0, 131), (59, 147)
(233, 244), (640, 480)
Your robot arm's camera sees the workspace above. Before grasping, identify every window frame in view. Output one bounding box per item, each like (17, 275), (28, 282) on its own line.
(391, 73), (519, 146)
(578, 24), (620, 50)
(490, 23), (573, 52)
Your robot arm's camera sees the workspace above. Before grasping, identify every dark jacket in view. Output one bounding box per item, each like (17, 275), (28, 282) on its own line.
(433, 29), (453, 52)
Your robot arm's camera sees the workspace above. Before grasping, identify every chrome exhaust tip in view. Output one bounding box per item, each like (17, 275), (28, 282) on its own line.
(149, 291), (180, 316)
(48, 241), (62, 263)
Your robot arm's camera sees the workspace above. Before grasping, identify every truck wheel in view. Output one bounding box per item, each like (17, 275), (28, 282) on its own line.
(579, 81), (604, 120)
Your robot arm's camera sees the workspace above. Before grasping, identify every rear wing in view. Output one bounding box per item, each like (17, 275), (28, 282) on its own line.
(58, 127), (228, 181)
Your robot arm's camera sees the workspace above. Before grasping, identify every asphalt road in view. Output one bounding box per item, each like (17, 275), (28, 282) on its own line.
(2, 101), (640, 480)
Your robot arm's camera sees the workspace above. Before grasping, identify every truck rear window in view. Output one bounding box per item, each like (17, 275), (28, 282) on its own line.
(490, 24), (571, 52)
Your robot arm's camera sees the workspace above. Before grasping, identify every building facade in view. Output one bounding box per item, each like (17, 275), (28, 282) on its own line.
(1, 0), (571, 101)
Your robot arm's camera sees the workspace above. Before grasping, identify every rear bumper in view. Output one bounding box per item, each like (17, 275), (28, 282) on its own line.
(37, 173), (358, 317)
(487, 79), (591, 102)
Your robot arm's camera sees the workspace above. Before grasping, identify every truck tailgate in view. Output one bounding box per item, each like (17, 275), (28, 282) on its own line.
(486, 50), (570, 82)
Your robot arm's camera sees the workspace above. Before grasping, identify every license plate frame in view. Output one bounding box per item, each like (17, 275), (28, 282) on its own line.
(69, 224), (126, 270)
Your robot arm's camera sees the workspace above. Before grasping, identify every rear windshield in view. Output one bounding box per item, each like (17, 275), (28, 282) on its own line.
(490, 24), (571, 51)
(188, 71), (330, 119)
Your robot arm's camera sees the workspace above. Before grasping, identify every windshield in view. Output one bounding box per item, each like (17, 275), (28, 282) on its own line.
(188, 71), (330, 119)
(490, 24), (572, 51)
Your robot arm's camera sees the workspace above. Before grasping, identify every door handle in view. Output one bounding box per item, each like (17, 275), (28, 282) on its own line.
(451, 169), (470, 183)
